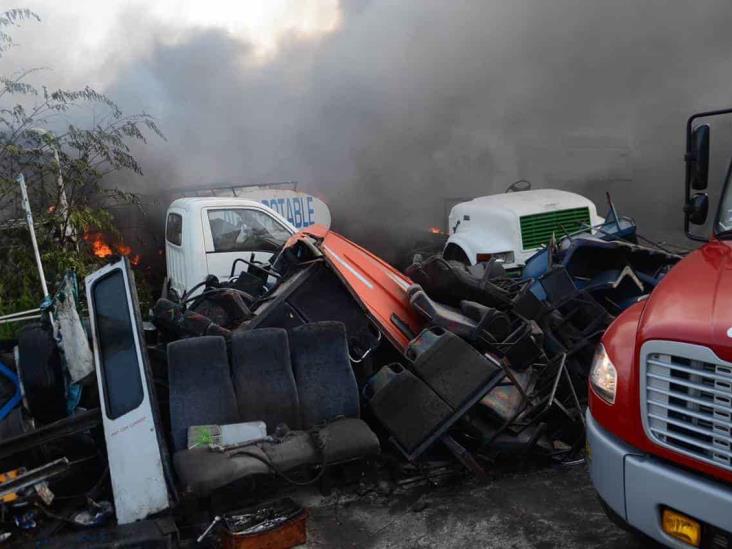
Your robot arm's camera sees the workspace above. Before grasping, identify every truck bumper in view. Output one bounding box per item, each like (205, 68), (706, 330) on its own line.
(586, 409), (732, 548)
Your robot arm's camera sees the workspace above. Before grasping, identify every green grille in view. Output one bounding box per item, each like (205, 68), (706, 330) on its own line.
(519, 207), (591, 250)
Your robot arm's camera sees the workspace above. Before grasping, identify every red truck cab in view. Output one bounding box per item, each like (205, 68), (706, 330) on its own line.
(587, 110), (732, 548)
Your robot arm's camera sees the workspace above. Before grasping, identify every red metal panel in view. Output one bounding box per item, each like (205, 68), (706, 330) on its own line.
(638, 240), (732, 363)
(590, 296), (732, 484)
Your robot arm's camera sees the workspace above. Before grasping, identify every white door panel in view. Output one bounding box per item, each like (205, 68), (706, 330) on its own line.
(85, 258), (171, 524)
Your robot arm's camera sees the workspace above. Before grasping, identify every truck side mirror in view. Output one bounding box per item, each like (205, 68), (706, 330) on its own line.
(688, 124), (710, 190)
(684, 193), (709, 225)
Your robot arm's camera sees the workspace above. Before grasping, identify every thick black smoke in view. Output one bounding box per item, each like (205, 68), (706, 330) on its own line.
(88, 1), (732, 255)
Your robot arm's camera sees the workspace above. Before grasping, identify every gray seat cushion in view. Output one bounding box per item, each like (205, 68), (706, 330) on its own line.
(174, 418), (380, 496)
(231, 328), (300, 432)
(168, 336), (239, 451)
(289, 322), (359, 428)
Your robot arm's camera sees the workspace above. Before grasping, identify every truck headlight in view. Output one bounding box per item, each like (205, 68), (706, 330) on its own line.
(476, 251), (515, 264)
(589, 344), (617, 404)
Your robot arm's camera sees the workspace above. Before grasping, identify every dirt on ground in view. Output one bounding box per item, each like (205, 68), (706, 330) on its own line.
(303, 464), (649, 548)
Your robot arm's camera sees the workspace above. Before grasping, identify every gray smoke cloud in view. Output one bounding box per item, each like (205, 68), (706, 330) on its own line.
(14, 1), (732, 257)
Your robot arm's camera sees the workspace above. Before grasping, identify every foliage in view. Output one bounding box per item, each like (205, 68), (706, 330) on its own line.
(0, 9), (40, 58)
(0, 10), (163, 336)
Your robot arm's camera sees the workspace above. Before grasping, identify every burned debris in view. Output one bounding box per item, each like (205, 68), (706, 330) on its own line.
(0, 197), (682, 546)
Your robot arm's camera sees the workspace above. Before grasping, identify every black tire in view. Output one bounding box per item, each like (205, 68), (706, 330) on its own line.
(598, 497), (633, 533)
(17, 322), (66, 424)
(598, 497), (660, 547)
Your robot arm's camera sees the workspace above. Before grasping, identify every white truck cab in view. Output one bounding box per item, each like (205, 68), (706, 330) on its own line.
(165, 197), (297, 295)
(444, 189), (602, 269)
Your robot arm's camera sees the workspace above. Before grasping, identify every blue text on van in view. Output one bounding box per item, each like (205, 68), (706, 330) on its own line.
(261, 196), (316, 229)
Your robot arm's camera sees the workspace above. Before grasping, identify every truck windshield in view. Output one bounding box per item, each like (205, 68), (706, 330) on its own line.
(208, 208), (291, 253)
(715, 159), (732, 237)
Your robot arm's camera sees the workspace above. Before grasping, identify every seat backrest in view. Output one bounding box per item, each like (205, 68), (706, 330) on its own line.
(289, 322), (359, 428)
(406, 256), (510, 308)
(539, 266), (578, 305)
(367, 363), (453, 455)
(410, 328), (502, 409)
(230, 328), (300, 432)
(167, 336), (239, 451)
(408, 284), (477, 338)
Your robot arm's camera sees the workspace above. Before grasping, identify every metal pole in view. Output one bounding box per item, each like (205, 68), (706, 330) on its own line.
(0, 308), (42, 320)
(51, 146), (71, 232)
(17, 174), (49, 297)
(0, 314), (42, 325)
(29, 128), (72, 241)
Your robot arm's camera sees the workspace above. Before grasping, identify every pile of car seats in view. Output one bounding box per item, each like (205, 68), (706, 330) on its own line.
(391, 253), (618, 460)
(169, 322), (380, 496)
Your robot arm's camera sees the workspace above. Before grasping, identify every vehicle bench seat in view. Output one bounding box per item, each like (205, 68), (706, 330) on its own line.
(167, 322), (379, 497)
(174, 417), (379, 496)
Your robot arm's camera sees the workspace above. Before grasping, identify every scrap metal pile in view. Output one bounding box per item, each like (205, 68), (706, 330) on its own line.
(151, 213), (681, 476)
(398, 220), (680, 464)
(0, 210), (681, 545)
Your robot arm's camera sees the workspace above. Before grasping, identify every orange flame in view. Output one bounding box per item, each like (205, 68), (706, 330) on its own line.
(429, 226), (444, 235)
(84, 232), (113, 258)
(116, 243), (132, 256)
(83, 230), (140, 265)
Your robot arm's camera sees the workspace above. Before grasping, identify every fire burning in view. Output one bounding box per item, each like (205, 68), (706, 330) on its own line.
(83, 230), (141, 266)
(88, 234), (113, 258)
(429, 226), (445, 235)
(116, 243), (132, 256)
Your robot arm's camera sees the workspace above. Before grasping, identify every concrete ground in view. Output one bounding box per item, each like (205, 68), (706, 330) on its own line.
(304, 464), (648, 548)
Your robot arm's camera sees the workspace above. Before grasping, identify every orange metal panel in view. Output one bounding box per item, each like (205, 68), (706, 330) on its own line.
(303, 228), (424, 351)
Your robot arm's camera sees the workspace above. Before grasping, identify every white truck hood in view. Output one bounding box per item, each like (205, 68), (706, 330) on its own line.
(446, 189), (602, 268)
(464, 189), (596, 217)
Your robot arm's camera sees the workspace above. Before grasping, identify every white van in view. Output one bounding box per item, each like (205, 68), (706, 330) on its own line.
(164, 197), (297, 296)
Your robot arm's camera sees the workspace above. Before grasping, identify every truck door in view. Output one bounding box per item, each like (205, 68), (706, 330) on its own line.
(202, 206), (294, 282)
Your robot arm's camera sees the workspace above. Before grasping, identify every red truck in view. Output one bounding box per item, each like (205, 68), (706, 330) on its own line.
(588, 109), (732, 548)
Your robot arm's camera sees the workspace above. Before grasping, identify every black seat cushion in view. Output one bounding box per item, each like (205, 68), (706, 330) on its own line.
(370, 332), (504, 458)
(405, 256), (511, 309)
(289, 322), (359, 428)
(459, 300), (512, 342)
(410, 328), (501, 409)
(167, 336), (239, 451)
(368, 364), (453, 455)
(174, 417), (380, 496)
(231, 328), (300, 432)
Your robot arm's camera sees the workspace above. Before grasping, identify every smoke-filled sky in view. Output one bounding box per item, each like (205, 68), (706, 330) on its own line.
(5, 1), (732, 251)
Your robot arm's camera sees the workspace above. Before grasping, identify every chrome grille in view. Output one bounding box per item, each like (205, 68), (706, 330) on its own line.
(641, 341), (732, 472)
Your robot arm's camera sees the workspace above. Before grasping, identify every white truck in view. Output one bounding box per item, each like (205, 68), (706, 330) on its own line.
(164, 196), (328, 296)
(443, 189), (602, 269)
